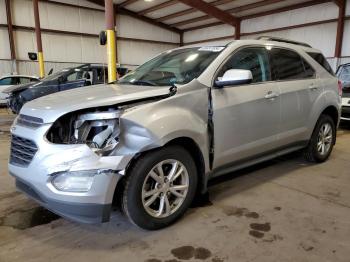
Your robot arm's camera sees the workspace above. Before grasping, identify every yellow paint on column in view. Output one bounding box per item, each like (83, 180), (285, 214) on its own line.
(106, 29), (117, 83)
(38, 51), (45, 78)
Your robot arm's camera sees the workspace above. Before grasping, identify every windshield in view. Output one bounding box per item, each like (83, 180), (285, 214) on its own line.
(118, 47), (224, 86)
(42, 68), (72, 81)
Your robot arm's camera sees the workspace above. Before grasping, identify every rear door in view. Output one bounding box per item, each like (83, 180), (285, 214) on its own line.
(270, 48), (320, 146)
(212, 46), (281, 169)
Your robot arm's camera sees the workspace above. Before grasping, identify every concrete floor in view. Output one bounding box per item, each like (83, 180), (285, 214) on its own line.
(1, 107), (350, 262)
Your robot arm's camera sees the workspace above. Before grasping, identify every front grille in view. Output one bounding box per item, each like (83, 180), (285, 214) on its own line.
(10, 135), (38, 167)
(17, 114), (44, 128)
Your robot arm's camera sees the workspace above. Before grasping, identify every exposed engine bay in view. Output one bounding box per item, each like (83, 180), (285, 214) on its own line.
(47, 109), (121, 156)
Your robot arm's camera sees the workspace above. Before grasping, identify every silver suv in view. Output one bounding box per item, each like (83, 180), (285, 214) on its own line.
(9, 37), (341, 229)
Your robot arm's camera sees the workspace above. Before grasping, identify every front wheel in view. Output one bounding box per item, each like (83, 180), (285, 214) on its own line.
(122, 146), (197, 230)
(304, 114), (336, 162)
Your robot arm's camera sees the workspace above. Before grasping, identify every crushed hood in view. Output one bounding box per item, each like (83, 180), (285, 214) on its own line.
(21, 83), (172, 123)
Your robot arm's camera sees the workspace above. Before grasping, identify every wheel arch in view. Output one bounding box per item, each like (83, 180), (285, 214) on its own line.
(165, 137), (207, 195)
(321, 105), (339, 127)
(112, 136), (208, 207)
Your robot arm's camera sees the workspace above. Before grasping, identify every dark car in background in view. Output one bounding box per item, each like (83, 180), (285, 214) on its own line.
(0, 75), (39, 105)
(4, 64), (128, 114)
(336, 63), (350, 121)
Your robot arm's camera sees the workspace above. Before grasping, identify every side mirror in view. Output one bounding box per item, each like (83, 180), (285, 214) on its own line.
(99, 31), (107, 46)
(48, 68), (53, 75)
(215, 69), (253, 88)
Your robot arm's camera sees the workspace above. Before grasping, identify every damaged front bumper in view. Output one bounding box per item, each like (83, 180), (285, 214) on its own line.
(8, 123), (133, 223)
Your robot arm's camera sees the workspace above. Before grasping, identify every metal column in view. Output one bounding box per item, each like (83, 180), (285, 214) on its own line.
(105, 0), (117, 83)
(33, 0), (45, 78)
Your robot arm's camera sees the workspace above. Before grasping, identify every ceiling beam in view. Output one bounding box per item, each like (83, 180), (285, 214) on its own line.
(241, 0), (330, 20)
(155, 0), (233, 22)
(117, 7), (181, 33)
(171, 0), (286, 27)
(138, 0), (178, 15)
(119, 0), (139, 8)
(226, 0), (286, 13)
(183, 0), (331, 31)
(85, 0), (181, 33)
(177, 0), (238, 26)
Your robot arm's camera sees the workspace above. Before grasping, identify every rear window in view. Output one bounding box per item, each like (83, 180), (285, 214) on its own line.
(270, 48), (314, 80)
(307, 52), (334, 76)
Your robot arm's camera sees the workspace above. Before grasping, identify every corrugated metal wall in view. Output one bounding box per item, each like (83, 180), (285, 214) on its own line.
(0, 0), (178, 76)
(0, 0), (349, 76)
(183, 1), (350, 70)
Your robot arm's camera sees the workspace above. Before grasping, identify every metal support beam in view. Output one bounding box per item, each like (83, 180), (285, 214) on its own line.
(171, 0), (286, 27)
(138, 0), (178, 15)
(105, 0), (117, 83)
(335, 0), (345, 64)
(156, 0), (232, 22)
(235, 20), (241, 40)
(180, 32), (184, 46)
(184, 0), (331, 31)
(85, 0), (180, 33)
(119, 0), (139, 8)
(33, 0), (45, 78)
(177, 0), (238, 26)
(5, 0), (17, 73)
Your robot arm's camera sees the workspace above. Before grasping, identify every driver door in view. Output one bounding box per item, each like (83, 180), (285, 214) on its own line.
(212, 46), (281, 169)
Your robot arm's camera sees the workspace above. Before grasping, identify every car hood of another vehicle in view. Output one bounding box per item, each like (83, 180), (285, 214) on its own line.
(3, 82), (38, 94)
(20, 83), (172, 123)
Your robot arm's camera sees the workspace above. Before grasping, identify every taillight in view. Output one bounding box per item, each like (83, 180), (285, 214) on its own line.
(338, 80), (343, 96)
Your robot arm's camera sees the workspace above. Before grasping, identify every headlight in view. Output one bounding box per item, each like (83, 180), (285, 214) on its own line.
(51, 171), (96, 192)
(47, 109), (121, 156)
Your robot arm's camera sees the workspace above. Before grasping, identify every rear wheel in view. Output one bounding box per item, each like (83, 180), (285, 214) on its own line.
(304, 114), (336, 162)
(122, 146), (197, 230)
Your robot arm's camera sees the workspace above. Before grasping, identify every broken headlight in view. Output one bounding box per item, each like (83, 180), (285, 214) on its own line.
(74, 110), (120, 156)
(47, 109), (121, 156)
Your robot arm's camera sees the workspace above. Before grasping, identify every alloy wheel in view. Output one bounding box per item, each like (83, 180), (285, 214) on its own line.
(317, 122), (333, 156)
(141, 159), (189, 218)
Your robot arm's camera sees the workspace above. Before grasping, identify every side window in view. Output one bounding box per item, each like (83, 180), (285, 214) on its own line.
(302, 59), (316, 78)
(95, 68), (106, 84)
(217, 47), (271, 83)
(66, 70), (92, 82)
(307, 52), (334, 76)
(20, 77), (31, 84)
(0, 77), (12, 85)
(270, 48), (312, 80)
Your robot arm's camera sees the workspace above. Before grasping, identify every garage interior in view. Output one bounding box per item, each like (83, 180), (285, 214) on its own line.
(1, 0), (350, 261)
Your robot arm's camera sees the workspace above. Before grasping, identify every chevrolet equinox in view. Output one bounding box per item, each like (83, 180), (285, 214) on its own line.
(9, 37), (341, 230)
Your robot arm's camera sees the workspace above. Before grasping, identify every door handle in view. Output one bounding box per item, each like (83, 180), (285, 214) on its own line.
(265, 91), (279, 99)
(309, 84), (318, 90)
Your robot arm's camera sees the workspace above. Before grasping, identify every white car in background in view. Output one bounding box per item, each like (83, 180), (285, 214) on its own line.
(336, 63), (350, 121)
(0, 75), (39, 105)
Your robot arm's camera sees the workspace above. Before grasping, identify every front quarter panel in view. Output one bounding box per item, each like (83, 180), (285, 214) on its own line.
(116, 81), (210, 173)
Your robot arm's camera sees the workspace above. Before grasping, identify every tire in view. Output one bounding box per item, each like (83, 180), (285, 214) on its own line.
(304, 114), (336, 163)
(122, 145), (198, 230)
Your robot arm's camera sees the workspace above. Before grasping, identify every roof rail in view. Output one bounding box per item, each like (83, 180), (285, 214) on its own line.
(256, 36), (312, 48)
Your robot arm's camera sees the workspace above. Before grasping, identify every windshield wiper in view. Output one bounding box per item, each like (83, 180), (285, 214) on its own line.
(129, 80), (156, 86)
(114, 79), (157, 86)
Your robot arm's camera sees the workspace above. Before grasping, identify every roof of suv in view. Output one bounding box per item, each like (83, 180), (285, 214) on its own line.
(178, 37), (322, 54)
